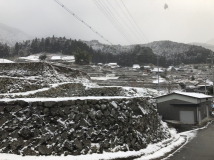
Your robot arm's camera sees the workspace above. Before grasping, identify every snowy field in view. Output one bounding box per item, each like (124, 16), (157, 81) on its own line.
(152, 76), (165, 84)
(90, 77), (119, 80)
(19, 54), (75, 62)
(0, 58), (14, 63)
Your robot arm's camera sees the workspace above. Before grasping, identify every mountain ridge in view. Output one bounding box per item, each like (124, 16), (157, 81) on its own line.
(0, 23), (32, 46)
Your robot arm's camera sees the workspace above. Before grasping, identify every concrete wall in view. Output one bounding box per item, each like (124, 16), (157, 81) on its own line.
(198, 101), (212, 121)
(0, 98), (171, 156)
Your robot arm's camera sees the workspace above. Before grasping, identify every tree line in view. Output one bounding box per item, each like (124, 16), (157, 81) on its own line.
(91, 45), (158, 67)
(11, 36), (94, 57)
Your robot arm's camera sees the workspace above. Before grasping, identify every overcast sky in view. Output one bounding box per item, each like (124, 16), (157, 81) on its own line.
(0, 0), (214, 45)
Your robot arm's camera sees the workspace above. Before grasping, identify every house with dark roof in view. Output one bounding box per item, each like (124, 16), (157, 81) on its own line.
(156, 92), (213, 124)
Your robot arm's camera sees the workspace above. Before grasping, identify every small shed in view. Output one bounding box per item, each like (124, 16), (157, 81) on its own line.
(156, 92), (213, 124)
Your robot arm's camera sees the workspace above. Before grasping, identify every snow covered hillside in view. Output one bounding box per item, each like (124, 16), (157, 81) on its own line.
(82, 40), (134, 54)
(82, 40), (211, 60)
(0, 23), (32, 46)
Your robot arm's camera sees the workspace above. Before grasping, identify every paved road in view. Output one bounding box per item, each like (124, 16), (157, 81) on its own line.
(167, 121), (214, 160)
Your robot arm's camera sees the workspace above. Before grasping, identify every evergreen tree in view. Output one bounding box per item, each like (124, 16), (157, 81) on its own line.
(73, 47), (91, 65)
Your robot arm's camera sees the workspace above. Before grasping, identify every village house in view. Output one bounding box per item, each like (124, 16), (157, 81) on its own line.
(156, 92), (213, 124)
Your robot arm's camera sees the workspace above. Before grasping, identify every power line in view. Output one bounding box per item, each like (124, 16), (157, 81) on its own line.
(106, 0), (141, 43)
(54, 0), (113, 45)
(93, 0), (132, 44)
(114, 0), (145, 43)
(120, 0), (149, 43)
(97, 0), (135, 44)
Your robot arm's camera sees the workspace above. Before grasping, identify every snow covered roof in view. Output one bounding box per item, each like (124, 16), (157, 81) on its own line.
(144, 66), (150, 69)
(133, 64), (140, 69)
(51, 56), (61, 60)
(62, 56), (74, 60)
(108, 63), (117, 66)
(174, 92), (212, 98)
(151, 68), (164, 72)
(156, 91), (213, 99)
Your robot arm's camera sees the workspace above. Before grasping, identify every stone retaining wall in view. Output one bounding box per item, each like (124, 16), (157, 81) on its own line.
(0, 98), (171, 156)
(0, 77), (49, 94)
(0, 83), (126, 98)
(0, 62), (89, 80)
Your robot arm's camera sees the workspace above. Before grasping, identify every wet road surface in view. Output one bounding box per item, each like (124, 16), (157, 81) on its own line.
(167, 121), (214, 160)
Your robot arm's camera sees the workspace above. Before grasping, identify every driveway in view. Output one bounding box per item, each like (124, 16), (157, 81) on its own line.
(167, 121), (214, 160)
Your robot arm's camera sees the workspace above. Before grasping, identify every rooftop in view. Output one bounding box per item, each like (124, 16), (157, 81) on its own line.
(156, 91), (213, 99)
(174, 91), (213, 98)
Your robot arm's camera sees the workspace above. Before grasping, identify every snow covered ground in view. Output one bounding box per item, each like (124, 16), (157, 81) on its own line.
(0, 58), (14, 63)
(152, 76), (165, 84)
(1, 121), (211, 160)
(19, 55), (40, 61)
(19, 54), (75, 62)
(90, 77), (119, 80)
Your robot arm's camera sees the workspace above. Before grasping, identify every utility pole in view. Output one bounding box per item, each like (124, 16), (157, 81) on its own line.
(205, 76), (207, 95)
(157, 55), (160, 92)
(212, 51), (214, 96)
(206, 51), (214, 95)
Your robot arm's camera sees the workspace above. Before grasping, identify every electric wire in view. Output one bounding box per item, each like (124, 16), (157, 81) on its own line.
(93, 0), (132, 44)
(114, 0), (145, 43)
(96, 0), (135, 44)
(106, 0), (141, 43)
(54, 0), (113, 45)
(120, 0), (149, 43)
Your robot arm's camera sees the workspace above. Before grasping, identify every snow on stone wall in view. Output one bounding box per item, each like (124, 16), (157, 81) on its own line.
(0, 98), (171, 156)
(0, 62), (89, 82)
(0, 83), (127, 98)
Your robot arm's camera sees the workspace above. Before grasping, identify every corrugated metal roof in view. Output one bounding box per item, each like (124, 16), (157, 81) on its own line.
(156, 91), (213, 99)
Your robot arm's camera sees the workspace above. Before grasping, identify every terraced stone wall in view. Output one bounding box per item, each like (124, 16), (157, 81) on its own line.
(0, 98), (171, 156)
(0, 62), (89, 79)
(0, 77), (49, 94)
(0, 83), (126, 98)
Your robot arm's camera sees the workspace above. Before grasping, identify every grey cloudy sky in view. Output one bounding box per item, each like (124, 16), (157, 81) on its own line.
(0, 0), (214, 45)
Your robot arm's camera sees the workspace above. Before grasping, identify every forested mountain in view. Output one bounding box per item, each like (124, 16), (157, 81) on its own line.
(0, 23), (31, 47)
(142, 41), (212, 66)
(189, 42), (214, 52)
(82, 40), (134, 54)
(91, 45), (157, 67)
(86, 40), (213, 67)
